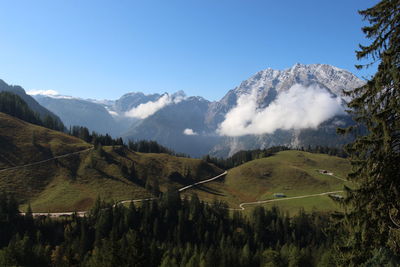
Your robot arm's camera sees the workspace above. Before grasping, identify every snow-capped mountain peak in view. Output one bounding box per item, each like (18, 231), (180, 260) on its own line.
(236, 63), (364, 98)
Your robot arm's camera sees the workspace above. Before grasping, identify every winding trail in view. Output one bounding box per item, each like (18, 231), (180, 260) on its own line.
(230, 190), (344, 211)
(0, 147), (93, 173)
(229, 171), (347, 210)
(113, 171), (228, 207)
(178, 171), (228, 192)
(23, 171), (228, 217)
(20, 211), (87, 218)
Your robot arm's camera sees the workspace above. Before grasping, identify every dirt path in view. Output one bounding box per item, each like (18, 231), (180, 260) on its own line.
(113, 171), (228, 207)
(178, 171), (228, 192)
(229, 190), (344, 211)
(20, 211), (87, 218)
(0, 147), (93, 173)
(229, 171), (347, 210)
(24, 170), (228, 217)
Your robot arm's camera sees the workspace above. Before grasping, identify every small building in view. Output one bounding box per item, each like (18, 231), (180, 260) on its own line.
(329, 194), (344, 200)
(319, 169), (334, 175)
(274, 193), (286, 198)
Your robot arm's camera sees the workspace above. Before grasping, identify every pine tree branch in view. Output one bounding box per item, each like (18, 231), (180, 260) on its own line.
(389, 208), (400, 229)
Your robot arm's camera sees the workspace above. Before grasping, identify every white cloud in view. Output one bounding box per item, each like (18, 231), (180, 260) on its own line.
(217, 84), (344, 137)
(107, 110), (119, 117)
(27, 89), (59, 96)
(27, 89), (76, 99)
(125, 94), (183, 119)
(183, 128), (198, 135)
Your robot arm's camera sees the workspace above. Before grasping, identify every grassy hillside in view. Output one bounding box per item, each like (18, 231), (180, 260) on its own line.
(0, 112), (90, 169)
(0, 112), (223, 212)
(184, 150), (351, 214)
(0, 112), (351, 214)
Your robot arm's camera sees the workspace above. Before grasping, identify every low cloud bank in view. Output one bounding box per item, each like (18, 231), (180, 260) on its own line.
(217, 84), (344, 137)
(183, 128), (198, 135)
(125, 94), (183, 119)
(105, 108), (119, 117)
(27, 90), (76, 99)
(27, 89), (59, 96)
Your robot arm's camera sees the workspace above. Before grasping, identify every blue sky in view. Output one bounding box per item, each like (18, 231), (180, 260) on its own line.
(0, 0), (378, 101)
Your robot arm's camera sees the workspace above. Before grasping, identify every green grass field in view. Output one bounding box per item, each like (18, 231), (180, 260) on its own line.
(267, 195), (342, 216)
(184, 150), (351, 214)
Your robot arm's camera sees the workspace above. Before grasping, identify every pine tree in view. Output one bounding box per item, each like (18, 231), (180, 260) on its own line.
(262, 249), (282, 267)
(337, 0), (400, 263)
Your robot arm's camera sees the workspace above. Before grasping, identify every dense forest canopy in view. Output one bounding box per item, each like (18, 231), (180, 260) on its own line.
(0, 192), (341, 267)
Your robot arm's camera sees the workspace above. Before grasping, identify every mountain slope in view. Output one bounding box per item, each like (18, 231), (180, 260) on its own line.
(35, 96), (122, 135)
(122, 64), (364, 157)
(0, 79), (64, 128)
(0, 112), (223, 212)
(0, 112), (90, 169)
(207, 63), (364, 127)
(207, 64), (365, 156)
(111, 92), (161, 114)
(184, 150), (351, 213)
(123, 96), (221, 157)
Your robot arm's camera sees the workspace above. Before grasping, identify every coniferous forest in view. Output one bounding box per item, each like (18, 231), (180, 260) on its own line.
(0, 192), (343, 267)
(0, 92), (65, 132)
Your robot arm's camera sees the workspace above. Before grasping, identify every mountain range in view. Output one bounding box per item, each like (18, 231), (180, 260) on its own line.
(8, 63), (364, 157)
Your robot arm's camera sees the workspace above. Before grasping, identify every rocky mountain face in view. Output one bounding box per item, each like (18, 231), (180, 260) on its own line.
(34, 96), (123, 136)
(206, 64), (364, 129)
(111, 92), (161, 114)
(206, 64), (365, 156)
(23, 64), (364, 157)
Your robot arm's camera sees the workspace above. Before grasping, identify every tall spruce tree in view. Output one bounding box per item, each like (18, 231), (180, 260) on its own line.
(338, 0), (400, 263)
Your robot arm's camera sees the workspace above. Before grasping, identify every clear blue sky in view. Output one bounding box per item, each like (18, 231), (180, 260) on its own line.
(0, 0), (378, 101)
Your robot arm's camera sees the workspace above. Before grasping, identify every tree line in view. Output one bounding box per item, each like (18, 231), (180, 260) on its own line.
(0, 92), (65, 131)
(0, 191), (360, 267)
(68, 125), (190, 157)
(203, 145), (347, 170)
